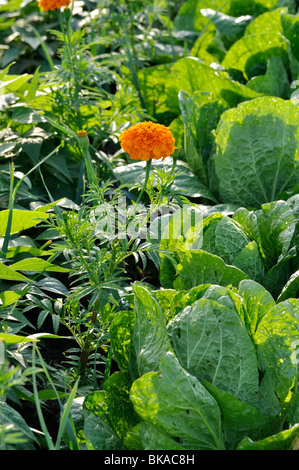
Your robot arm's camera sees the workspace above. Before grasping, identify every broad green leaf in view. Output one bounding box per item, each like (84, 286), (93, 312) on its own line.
(0, 332), (37, 344)
(254, 299), (299, 400)
(0, 402), (37, 444)
(262, 255), (296, 299)
(213, 216), (251, 265)
(0, 0), (22, 11)
(152, 289), (177, 318)
(282, 11), (299, 62)
(84, 372), (139, 444)
(277, 269), (299, 302)
(212, 97), (299, 208)
(189, 23), (226, 65)
(222, 32), (289, 80)
(9, 257), (70, 273)
(173, 0), (274, 33)
(173, 249), (249, 290)
(238, 280), (276, 335)
(202, 379), (280, 450)
(83, 413), (124, 450)
(130, 352), (225, 450)
(110, 310), (134, 371)
(168, 298), (260, 407)
(174, 0), (232, 32)
(256, 200), (297, 266)
(0, 290), (21, 307)
(6, 246), (49, 259)
(233, 241), (265, 283)
(102, 372), (139, 441)
(0, 209), (49, 236)
(167, 284), (212, 321)
(136, 63), (174, 122)
(168, 284), (245, 322)
(244, 7), (286, 36)
(35, 278), (69, 296)
(236, 423), (299, 450)
(0, 261), (31, 282)
(0, 74), (32, 95)
(166, 58), (261, 114)
(126, 422), (185, 450)
(131, 284), (171, 377)
(178, 90), (228, 182)
(200, 9), (252, 49)
(246, 56), (290, 98)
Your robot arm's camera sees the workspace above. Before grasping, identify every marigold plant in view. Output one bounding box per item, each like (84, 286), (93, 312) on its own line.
(119, 121), (175, 161)
(37, 0), (71, 11)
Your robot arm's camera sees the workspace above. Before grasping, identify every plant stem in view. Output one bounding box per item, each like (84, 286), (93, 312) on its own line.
(136, 159), (152, 205)
(1, 160), (14, 260)
(79, 305), (98, 374)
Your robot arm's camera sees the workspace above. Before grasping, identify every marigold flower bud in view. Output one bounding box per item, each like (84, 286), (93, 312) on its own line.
(77, 130), (90, 150)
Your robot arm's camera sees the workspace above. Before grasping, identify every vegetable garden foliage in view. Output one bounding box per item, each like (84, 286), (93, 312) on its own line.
(1, 0), (299, 451)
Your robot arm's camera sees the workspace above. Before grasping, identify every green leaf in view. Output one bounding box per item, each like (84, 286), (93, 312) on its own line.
(173, 0), (273, 33)
(238, 280), (276, 335)
(277, 269), (299, 302)
(202, 379), (281, 450)
(26, 66), (40, 102)
(282, 12), (299, 61)
(254, 299), (299, 400)
(130, 352), (225, 450)
(173, 249), (249, 291)
(0, 209), (49, 236)
(101, 372), (139, 441)
(0, 402), (37, 444)
(178, 90), (228, 182)
(0, 290), (21, 307)
(168, 298), (260, 407)
(222, 31), (289, 80)
(83, 414), (124, 450)
(0, 332), (37, 344)
(136, 63), (175, 123)
(244, 7), (286, 37)
(174, 0), (232, 33)
(212, 216), (251, 265)
(9, 258), (70, 273)
(0, 74), (32, 95)
(246, 56), (290, 99)
(166, 58), (261, 114)
(110, 310), (134, 371)
(256, 200), (297, 265)
(236, 423), (299, 450)
(126, 422), (185, 450)
(0, 262), (31, 282)
(200, 9), (252, 49)
(232, 241), (265, 283)
(212, 96), (299, 208)
(131, 284), (171, 377)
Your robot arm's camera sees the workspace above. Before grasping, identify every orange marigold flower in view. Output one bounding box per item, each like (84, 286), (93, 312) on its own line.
(37, 0), (71, 11)
(119, 121), (175, 162)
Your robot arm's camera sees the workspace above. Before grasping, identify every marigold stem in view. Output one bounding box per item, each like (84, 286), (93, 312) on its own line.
(136, 159), (152, 204)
